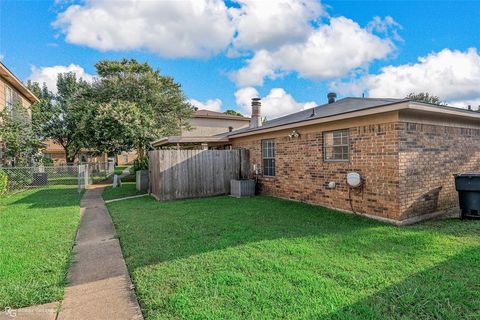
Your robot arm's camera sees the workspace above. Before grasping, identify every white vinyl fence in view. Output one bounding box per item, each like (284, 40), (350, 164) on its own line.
(0, 161), (114, 194)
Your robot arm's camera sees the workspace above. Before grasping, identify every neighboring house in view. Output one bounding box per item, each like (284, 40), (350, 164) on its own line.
(185, 94), (480, 225)
(116, 150), (138, 165)
(42, 139), (108, 165)
(151, 109), (250, 149)
(0, 62), (39, 165)
(42, 139), (136, 166)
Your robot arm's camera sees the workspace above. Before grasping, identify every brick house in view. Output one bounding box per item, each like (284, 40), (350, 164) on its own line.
(0, 62), (39, 165)
(225, 94), (480, 225)
(41, 139), (111, 165)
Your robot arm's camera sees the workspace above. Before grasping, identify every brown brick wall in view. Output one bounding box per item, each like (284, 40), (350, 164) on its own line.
(232, 119), (480, 222)
(399, 122), (480, 220)
(231, 122), (402, 220)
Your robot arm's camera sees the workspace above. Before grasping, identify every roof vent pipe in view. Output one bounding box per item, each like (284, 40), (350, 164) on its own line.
(327, 92), (337, 104)
(250, 98), (262, 128)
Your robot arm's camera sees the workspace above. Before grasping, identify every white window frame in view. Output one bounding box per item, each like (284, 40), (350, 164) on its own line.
(261, 139), (276, 177)
(323, 129), (350, 162)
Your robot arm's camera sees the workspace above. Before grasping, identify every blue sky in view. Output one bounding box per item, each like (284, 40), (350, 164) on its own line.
(1, 0), (479, 119)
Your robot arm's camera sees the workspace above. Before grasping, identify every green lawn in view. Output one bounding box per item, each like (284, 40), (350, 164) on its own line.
(102, 180), (146, 201)
(106, 195), (480, 320)
(0, 186), (82, 308)
(114, 166), (128, 175)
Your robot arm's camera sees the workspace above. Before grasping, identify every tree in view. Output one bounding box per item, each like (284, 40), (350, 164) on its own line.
(30, 72), (93, 163)
(89, 59), (193, 160)
(224, 109), (244, 117)
(27, 81), (53, 141)
(0, 101), (41, 166)
(406, 92), (446, 105)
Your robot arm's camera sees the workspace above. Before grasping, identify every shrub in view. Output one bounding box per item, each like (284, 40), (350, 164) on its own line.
(40, 157), (54, 166)
(0, 169), (8, 196)
(4, 169), (32, 189)
(130, 157), (148, 174)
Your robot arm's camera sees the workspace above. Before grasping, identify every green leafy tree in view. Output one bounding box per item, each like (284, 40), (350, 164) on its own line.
(224, 109), (244, 117)
(406, 92), (446, 105)
(89, 59), (193, 160)
(27, 81), (54, 141)
(31, 72), (93, 163)
(0, 101), (41, 166)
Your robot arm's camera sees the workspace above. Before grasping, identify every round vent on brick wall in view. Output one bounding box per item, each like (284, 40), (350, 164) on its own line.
(346, 172), (362, 188)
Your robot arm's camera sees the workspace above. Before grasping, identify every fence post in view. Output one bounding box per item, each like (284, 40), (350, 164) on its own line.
(108, 160), (114, 177)
(78, 164), (85, 192)
(85, 164), (90, 187)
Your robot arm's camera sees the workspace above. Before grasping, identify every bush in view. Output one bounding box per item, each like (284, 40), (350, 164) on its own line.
(4, 169), (32, 189)
(130, 157), (148, 174)
(40, 157), (54, 166)
(0, 170), (8, 196)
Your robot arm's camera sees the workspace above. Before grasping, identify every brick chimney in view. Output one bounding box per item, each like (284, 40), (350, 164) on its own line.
(250, 98), (262, 128)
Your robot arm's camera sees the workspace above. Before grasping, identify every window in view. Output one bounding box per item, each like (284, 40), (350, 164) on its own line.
(262, 139), (275, 176)
(123, 154), (129, 163)
(5, 86), (14, 111)
(5, 86), (20, 112)
(323, 129), (349, 161)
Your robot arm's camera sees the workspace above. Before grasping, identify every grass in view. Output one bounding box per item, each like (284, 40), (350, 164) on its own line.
(106, 195), (480, 320)
(114, 166), (127, 175)
(0, 186), (82, 308)
(103, 181), (146, 201)
(102, 172), (145, 201)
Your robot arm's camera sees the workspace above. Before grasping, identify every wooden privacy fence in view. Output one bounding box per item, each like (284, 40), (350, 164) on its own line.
(149, 149), (249, 201)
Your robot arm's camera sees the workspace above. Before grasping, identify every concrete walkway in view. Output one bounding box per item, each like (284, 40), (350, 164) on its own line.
(57, 182), (143, 320)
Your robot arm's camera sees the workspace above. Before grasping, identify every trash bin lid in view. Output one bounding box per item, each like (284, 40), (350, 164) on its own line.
(456, 172), (480, 177)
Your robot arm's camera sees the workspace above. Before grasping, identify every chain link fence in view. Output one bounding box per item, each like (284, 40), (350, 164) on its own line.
(0, 161), (114, 195)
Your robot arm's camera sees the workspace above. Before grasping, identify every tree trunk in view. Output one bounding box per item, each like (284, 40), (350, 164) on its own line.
(66, 155), (76, 164)
(64, 146), (77, 164)
(137, 144), (145, 162)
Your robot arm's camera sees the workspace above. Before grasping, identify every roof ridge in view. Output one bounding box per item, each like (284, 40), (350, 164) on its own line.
(343, 97), (405, 101)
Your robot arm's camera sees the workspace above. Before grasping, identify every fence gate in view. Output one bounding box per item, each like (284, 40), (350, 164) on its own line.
(149, 149), (249, 201)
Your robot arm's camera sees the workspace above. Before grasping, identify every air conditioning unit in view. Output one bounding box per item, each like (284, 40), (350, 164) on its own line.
(230, 179), (256, 197)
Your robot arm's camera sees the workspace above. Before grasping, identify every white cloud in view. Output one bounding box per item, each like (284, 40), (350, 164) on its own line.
(232, 50), (279, 87)
(28, 64), (94, 93)
(189, 98), (223, 112)
(235, 87), (316, 119)
(53, 0), (234, 58)
(53, 0), (400, 88)
(455, 99), (480, 110)
(0, 54), (4, 61)
(230, 0), (323, 51)
(366, 16), (402, 41)
(333, 48), (480, 107)
(232, 17), (396, 87)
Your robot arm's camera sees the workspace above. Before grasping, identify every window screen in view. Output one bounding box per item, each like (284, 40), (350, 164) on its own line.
(323, 130), (349, 161)
(262, 139), (275, 176)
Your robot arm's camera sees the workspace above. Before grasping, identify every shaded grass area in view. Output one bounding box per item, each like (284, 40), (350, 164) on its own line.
(114, 166), (127, 175)
(107, 196), (480, 320)
(0, 186), (82, 308)
(103, 181), (146, 201)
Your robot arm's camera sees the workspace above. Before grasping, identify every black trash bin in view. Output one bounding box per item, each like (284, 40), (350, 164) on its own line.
(455, 173), (480, 219)
(32, 172), (48, 186)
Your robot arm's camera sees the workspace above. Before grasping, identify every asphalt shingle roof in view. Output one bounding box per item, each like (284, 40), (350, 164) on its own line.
(229, 97), (409, 136)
